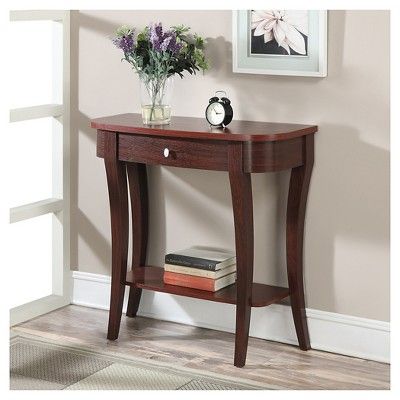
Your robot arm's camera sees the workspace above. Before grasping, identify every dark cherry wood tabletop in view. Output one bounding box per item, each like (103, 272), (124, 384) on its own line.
(91, 113), (317, 142)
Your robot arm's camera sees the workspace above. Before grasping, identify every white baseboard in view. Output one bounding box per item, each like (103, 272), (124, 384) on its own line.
(72, 271), (390, 363)
(10, 294), (71, 326)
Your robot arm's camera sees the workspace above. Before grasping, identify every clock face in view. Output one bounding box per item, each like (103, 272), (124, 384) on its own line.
(206, 102), (225, 126)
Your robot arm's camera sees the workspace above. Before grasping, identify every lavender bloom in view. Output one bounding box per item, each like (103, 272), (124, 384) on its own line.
(167, 35), (183, 55)
(149, 23), (182, 55)
(149, 23), (163, 51)
(160, 35), (172, 51)
(153, 23), (163, 37)
(113, 32), (135, 53)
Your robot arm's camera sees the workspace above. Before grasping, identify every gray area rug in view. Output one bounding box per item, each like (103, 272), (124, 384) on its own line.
(10, 335), (270, 390)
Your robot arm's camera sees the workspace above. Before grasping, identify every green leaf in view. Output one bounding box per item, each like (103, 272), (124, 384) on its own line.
(116, 25), (133, 37)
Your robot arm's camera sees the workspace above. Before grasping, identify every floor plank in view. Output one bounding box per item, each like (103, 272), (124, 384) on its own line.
(12, 305), (390, 390)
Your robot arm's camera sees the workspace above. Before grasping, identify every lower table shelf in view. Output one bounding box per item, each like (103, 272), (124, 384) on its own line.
(125, 266), (290, 307)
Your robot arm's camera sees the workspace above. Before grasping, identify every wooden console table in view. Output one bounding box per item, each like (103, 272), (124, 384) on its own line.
(92, 113), (317, 367)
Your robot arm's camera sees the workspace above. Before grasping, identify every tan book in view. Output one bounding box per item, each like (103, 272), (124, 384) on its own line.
(164, 263), (236, 279)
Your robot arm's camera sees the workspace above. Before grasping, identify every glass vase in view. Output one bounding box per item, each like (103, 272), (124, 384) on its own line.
(139, 75), (174, 125)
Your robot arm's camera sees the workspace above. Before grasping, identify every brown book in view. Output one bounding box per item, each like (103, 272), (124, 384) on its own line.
(163, 271), (236, 292)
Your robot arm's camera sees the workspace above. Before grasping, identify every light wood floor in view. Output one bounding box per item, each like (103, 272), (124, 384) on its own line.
(12, 305), (389, 390)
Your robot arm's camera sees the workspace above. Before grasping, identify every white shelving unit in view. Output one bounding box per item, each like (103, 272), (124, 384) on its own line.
(9, 10), (71, 325)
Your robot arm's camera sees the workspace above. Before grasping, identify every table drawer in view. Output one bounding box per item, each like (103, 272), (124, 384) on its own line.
(118, 134), (229, 171)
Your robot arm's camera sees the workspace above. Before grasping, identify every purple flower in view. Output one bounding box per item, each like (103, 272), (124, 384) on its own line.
(167, 35), (183, 55)
(149, 22), (182, 55)
(160, 35), (172, 51)
(113, 32), (135, 53)
(149, 22), (163, 51)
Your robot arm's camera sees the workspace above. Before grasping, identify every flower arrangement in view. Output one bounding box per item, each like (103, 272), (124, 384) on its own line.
(113, 23), (208, 124)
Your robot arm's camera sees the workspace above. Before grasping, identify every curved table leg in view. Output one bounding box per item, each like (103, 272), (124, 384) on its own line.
(229, 143), (254, 368)
(104, 132), (129, 340)
(286, 134), (314, 350)
(126, 163), (149, 317)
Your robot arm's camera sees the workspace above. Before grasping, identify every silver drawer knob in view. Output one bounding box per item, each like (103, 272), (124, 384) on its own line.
(163, 148), (170, 158)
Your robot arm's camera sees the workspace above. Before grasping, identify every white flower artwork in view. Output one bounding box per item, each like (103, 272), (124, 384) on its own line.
(251, 10), (309, 56)
(232, 10), (327, 76)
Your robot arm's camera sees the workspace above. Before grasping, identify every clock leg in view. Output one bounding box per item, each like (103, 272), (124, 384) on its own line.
(229, 143), (254, 368)
(126, 163), (149, 318)
(104, 132), (129, 340)
(286, 134), (314, 350)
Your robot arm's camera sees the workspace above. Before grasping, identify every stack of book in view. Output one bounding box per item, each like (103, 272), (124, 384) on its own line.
(163, 247), (236, 292)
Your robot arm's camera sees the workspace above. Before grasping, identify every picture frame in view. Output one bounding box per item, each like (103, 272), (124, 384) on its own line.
(232, 10), (328, 77)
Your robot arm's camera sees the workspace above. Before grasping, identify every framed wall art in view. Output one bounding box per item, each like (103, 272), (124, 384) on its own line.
(232, 10), (328, 77)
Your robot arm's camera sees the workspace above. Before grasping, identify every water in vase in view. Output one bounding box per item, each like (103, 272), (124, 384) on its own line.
(141, 105), (171, 125)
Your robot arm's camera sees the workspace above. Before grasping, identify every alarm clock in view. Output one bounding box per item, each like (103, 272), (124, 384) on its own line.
(205, 91), (233, 128)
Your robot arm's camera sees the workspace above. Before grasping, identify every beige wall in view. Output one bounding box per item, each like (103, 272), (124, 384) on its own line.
(70, 10), (390, 321)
